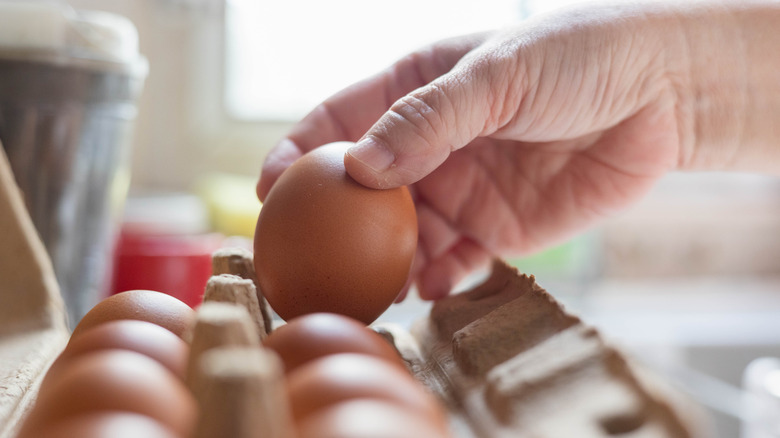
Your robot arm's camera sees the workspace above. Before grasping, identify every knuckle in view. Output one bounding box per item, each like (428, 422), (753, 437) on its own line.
(393, 93), (439, 128)
(387, 87), (450, 149)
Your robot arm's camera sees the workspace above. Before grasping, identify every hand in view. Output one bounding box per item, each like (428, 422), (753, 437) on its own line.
(259, 1), (780, 300)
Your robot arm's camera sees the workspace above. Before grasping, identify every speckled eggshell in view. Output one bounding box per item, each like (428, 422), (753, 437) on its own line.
(22, 350), (196, 436)
(17, 412), (178, 438)
(286, 353), (445, 424)
(70, 290), (196, 341)
(297, 399), (450, 438)
(254, 142), (418, 324)
(42, 320), (189, 391)
(262, 313), (404, 373)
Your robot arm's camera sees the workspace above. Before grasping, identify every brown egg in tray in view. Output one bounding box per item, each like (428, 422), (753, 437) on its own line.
(206, 249), (710, 438)
(0, 144), (709, 437)
(1, 250), (710, 437)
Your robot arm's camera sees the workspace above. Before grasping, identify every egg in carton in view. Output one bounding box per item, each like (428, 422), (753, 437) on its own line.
(206, 246), (710, 438)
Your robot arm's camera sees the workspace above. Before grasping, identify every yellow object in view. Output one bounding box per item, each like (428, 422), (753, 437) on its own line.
(195, 173), (261, 238)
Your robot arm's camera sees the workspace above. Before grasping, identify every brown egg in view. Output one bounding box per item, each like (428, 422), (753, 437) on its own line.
(17, 412), (178, 438)
(254, 142), (417, 324)
(70, 290), (195, 341)
(286, 353), (445, 425)
(23, 350), (196, 436)
(42, 320), (188, 391)
(297, 399), (450, 438)
(262, 313), (404, 373)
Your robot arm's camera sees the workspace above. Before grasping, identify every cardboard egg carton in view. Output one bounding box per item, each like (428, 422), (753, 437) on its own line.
(208, 246), (709, 437)
(0, 144), (69, 438)
(375, 260), (710, 438)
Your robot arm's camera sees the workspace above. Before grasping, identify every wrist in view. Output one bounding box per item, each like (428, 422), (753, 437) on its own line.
(666, 1), (780, 173)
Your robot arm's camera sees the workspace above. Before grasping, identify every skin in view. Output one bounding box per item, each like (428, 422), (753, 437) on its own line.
(258, 1), (780, 300)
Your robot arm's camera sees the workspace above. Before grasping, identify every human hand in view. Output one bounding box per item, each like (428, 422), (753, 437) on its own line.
(259, 1), (778, 300)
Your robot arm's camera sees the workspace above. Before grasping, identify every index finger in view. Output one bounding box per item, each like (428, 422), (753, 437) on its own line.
(257, 33), (489, 200)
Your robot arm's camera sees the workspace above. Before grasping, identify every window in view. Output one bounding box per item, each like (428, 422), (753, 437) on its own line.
(224, 0), (524, 121)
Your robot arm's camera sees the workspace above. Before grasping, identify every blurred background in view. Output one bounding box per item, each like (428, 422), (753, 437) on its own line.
(4, 0), (780, 436)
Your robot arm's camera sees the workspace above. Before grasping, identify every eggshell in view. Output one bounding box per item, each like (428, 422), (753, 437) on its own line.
(70, 290), (195, 341)
(286, 353), (445, 425)
(42, 320), (188, 391)
(24, 350), (196, 436)
(17, 412), (178, 438)
(297, 399), (450, 438)
(254, 142), (417, 324)
(262, 313), (404, 373)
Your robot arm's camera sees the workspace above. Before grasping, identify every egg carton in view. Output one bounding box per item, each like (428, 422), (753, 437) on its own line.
(0, 145), (69, 438)
(374, 260), (711, 438)
(0, 139), (709, 437)
(204, 254), (711, 437)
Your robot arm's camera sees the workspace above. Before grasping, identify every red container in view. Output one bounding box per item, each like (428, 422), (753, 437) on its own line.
(111, 229), (224, 308)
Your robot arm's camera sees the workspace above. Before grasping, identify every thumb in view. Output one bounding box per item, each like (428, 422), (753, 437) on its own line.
(344, 68), (497, 189)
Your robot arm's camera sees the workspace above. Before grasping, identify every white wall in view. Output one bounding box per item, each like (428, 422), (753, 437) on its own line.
(69, 0), (291, 191)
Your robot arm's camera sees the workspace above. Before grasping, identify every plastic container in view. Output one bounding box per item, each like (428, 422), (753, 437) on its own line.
(111, 193), (224, 308)
(0, 1), (147, 326)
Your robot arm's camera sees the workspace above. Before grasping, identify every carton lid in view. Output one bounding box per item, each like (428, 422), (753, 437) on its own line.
(0, 1), (146, 72)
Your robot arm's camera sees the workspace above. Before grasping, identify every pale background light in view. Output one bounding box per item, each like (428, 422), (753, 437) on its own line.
(225, 0), (523, 120)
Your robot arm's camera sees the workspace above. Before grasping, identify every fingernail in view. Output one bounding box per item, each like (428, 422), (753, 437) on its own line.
(347, 137), (395, 172)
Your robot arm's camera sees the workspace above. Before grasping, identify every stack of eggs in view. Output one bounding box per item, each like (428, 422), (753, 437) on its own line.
(19, 293), (451, 437)
(263, 313), (449, 437)
(17, 290), (197, 437)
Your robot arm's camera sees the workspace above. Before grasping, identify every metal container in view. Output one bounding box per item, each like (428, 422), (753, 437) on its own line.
(0, 1), (147, 326)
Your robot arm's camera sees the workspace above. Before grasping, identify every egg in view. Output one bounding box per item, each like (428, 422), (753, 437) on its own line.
(262, 313), (404, 373)
(23, 350), (196, 436)
(297, 399), (450, 438)
(70, 290), (195, 341)
(17, 412), (178, 438)
(286, 353), (445, 425)
(42, 320), (188, 391)
(254, 142), (417, 324)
